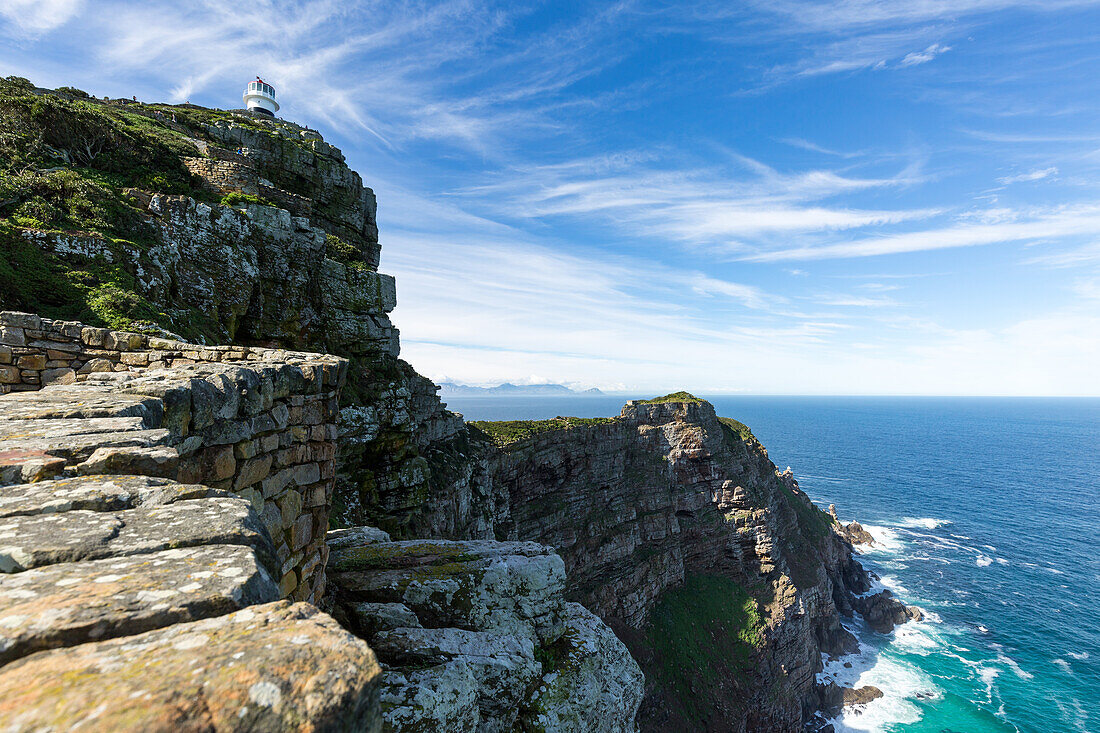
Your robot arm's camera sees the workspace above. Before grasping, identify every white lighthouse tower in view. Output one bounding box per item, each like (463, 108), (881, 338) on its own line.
(243, 77), (279, 117)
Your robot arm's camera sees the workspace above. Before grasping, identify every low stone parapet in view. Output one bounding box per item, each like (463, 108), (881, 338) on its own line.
(0, 310), (346, 602)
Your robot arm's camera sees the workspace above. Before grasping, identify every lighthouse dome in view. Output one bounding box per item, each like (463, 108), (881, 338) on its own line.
(243, 78), (279, 117)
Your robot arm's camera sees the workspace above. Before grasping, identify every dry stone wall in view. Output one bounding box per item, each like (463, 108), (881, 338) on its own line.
(0, 310), (345, 601)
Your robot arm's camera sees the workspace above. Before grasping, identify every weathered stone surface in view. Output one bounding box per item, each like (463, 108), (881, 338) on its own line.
(0, 475), (220, 518)
(851, 588), (923, 633)
(373, 626), (540, 732)
(520, 602), (645, 733)
(328, 532), (643, 733)
(75, 444), (180, 478)
(329, 538), (565, 643)
(381, 660), (479, 733)
(327, 525), (392, 549)
(0, 601), (382, 732)
(0, 544), (278, 664)
(0, 497), (270, 573)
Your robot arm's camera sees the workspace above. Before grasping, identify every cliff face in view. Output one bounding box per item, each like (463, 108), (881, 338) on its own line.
(479, 398), (875, 731)
(0, 81), (916, 732)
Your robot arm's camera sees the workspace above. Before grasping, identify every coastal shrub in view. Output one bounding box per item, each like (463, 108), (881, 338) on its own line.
(220, 191), (274, 208)
(325, 233), (363, 266)
(637, 391), (703, 404)
(0, 82), (195, 194)
(469, 416), (617, 446)
(718, 416), (756, 444)
(641, 574), (764, 727)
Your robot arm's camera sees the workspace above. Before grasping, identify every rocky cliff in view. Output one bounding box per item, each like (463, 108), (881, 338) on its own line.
(472, 396), (918, 731)
(0, 79), (917, 731)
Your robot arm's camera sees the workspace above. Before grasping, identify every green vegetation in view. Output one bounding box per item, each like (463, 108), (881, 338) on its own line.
(779, 486), (836, 543)
(718, 415), (756, 444)
(468, 416), (618, 446)
(219, 191), (274, 208)
(324, 233), (365, 268)
(772, 485), (837, 589)
(641, 574), (765, 726)
(0, 222), (168, 330)
(636, 391), (703, 404)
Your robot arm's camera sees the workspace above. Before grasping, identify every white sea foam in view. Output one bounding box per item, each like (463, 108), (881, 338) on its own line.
(1053, 658), (1073, 673)
(818, 615), (941, 732)
(920, 609), (943, 624)
(877, 574), (909, 595)
(897, 517), (952, 530)
(892, 619), (939, 654)
(823, 651), (931, 731)
(1068, 651), (1090, 660)
(995, 652), (1035, 680)
(976, 554), (993, 567)
(860, 525), (904, 553)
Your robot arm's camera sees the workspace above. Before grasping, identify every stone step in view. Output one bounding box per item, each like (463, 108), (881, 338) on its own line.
(0, 475), (220, 518)
(0, 601), (382, 732)
(0, 497), (272, 574)
(0, 544), (278, 665)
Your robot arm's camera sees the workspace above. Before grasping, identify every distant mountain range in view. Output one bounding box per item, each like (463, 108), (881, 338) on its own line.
(438, 382), (603, 396)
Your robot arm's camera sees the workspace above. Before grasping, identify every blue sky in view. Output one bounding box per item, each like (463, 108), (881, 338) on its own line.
(4, 1), (1100, 395)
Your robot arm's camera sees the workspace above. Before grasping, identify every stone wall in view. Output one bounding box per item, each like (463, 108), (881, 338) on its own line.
(182, 156), (315, 216)
(0, 310), (346, 602)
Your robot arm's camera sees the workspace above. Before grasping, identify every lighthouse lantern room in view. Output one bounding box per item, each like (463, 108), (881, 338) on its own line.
(243, 78), (279, 116)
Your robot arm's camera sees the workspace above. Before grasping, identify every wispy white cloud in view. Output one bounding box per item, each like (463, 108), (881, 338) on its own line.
(467, 152), (933, 245)
(745, 205), (1100, 261)
(0, 0), (82, 38)
(899, 43), (952, 67)
(745, 0), (1100, 32)
(997, 167), (1058, 184)
(1023, 241), (1100, 267)
(813, 294), (898, 307)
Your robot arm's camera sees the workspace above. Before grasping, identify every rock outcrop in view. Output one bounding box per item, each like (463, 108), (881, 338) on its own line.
(325, 531), (645, 732)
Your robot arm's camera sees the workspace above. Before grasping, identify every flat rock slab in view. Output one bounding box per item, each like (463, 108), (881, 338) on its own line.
(329, 538), (565, 642)
(0, 498), (271, 573)
(0, 429), (170, 466)
(0, 475), (223, 518)
(0, 601), (382, 732)
(382, 660), (479, 733)
(372, 626), (539, 729)
(0, 416), (148, 440)
(0, 386), (159, 422)
(0, 544), (278, 665)
(520, 602), (645, 733)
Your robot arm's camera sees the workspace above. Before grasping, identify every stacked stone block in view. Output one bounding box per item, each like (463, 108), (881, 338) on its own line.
(182, 156), (314, 217)
(0, 310), (345, 602)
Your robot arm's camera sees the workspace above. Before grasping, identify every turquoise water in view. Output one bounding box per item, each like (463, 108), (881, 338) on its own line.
(444, 395), (1100, 733)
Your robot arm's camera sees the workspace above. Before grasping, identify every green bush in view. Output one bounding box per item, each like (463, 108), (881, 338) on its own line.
(637, 391), (703, 404)
(220, 191), (274, 208)
(325, 233), (362, 264)
(469, 416), (617, 446)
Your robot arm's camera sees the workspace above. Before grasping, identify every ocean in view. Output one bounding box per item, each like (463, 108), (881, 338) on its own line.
(442, 394), (1100, 733)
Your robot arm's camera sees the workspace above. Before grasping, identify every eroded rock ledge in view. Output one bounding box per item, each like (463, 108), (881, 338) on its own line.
(324, 529), (644, 732)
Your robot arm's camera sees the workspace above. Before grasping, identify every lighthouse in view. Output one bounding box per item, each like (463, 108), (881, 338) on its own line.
(243, 77), (279, 117)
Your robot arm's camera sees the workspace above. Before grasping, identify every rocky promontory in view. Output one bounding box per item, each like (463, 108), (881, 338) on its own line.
(0, 79), (919, 731)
